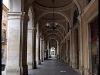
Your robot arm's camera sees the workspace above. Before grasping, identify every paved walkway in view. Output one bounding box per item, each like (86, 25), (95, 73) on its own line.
(28, 58), (81, 75)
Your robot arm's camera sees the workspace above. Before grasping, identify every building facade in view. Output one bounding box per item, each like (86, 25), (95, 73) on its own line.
(1, 4), (9, 59)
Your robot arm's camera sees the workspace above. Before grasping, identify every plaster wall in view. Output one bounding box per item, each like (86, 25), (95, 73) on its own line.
(81, 0), (98, 74)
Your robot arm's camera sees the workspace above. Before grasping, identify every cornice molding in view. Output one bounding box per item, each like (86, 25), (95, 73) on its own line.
(34, 2), (73, 11)
(81, 0), (95, 17)
(7, 12), (25, 16)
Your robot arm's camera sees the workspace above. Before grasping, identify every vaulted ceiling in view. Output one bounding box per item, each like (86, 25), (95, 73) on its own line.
(32, 0), (76, 46)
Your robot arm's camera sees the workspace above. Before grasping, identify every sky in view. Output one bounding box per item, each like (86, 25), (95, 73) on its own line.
(3, 0), (9, 8)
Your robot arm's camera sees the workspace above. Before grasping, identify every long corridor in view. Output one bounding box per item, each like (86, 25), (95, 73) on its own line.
(28, 58), (81, 75)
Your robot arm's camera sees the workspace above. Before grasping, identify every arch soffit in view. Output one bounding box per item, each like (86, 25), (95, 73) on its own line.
(47, 39), (59, 44)
(36, 11), (72, 28)
(44, 31), (62, 39)
(44, 33), (62, 40)
(73, 0), (81, 14)
(43, 29), (63, 36)
(45, 36), (61, 43)
(26, 0), (81, 23)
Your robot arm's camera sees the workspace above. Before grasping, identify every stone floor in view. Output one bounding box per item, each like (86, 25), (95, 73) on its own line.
(2, 57), (81, 75)
(28, 58), (81, 75)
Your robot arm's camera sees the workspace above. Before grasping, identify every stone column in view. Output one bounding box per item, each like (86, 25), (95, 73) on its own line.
(59, 44), (62, 59)
(5, 12), (28, 75)
(20, 13), (29, 75)
(27, 28), (34, 69)
(5, 12), (22, 75)
(77, 15), (83, 74)
(64, 43), (66, 61)
(47, 42), (49, 59)
(57, 43), (59, 55)
(40, 38), (42, 62)
(71, 28), (76, 68)
(38, 36), (41, 64)
(32, 28), (37, 69)
(36, 35), (39, 65)
(59, 44), (61, 59)
(36, 35), (41, 65)
(5, 0), (29, 75)
(40, 39), (43, 62)
(42, 40), (45, 62)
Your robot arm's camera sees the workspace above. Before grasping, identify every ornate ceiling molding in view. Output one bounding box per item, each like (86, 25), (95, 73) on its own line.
(34, 2), (73, 11)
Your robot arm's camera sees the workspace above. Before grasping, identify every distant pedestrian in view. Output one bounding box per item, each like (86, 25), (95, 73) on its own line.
(56, 55), (59, 60)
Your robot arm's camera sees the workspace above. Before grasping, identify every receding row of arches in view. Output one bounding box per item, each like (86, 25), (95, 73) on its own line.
(2, 0), (98, 75)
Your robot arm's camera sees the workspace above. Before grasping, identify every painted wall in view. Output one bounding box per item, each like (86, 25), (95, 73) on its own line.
(2, 4), (9, 59)
(81, 0), (98, 74)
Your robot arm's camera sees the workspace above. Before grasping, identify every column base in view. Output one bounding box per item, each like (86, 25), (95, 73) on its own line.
(21, 65), (28, 75)
(27, 62), (34, 69)
(33, 61), (37, 69)
(42, 58), (44, 62)
(5, 67), (21, 75)
(38, 60), (41, 65)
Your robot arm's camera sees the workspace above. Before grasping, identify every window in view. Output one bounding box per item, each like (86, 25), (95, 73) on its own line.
(87, 0), (91, 4)
(2, 49), (5, 59)
(68, 22), (69, 32)
(3, 14), (7, 25)
(73, 10), (78, 25)
(2, 29), (6, 44)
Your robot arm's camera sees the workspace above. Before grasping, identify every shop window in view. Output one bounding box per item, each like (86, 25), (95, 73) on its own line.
(90, 17), (98, 75)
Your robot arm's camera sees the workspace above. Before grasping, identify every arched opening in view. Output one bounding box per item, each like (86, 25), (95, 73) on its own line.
(73, 8), (80, 69)
(73, 10), (78, 26)
(50, 47), (56, 57)
(89, 17), (98, 75)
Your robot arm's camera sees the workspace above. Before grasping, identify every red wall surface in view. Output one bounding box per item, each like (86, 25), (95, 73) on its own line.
(90, 18), (98, 42)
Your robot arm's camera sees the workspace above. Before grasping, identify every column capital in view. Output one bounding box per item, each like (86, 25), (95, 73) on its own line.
(32, 27), (37, 32)
(7, 12), (29, 23)
(36, 35), (41, 37)
(40, 38), (43, 41)
(7, 12), (25, 16)
(77, 14), (81, 23)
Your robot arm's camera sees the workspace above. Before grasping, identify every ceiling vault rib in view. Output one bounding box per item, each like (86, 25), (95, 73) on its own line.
(40, 17), (66, 22)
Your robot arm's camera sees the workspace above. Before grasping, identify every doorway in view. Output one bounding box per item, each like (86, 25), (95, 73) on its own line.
(90, 17), (98, 75)
(74, 27), (79, 69)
